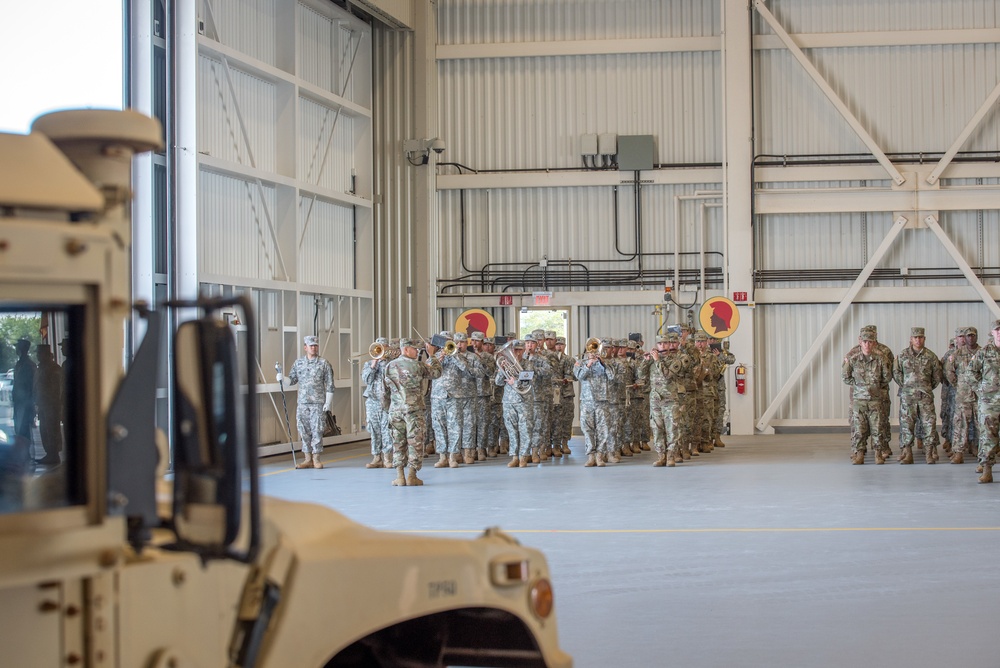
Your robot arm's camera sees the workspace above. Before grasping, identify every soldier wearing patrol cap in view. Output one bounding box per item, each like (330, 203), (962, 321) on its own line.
(892, 327), (942, 464)
(362, 336), (392, 469)
(496, 340), (535, 467)
(971, 319), (1000, 482)
(469, 331), (497, 459)
(574, 335), (616, 466)
(553, 336), (575, 454)
(939, 327), (964, 454)
(945, 326), (979, 463)
(843, 329), (892, 464)
(523, 333), (554, 462)
(647, 333), (688, 466)
(279, 335), (336, 469)
(694, 330), (724, 453)
(384, 336), (442, 486)
(624, 339), (646, 455)
(676, 324), (702, 460)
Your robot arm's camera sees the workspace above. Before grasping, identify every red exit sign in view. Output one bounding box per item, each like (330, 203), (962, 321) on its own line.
(733, 291), (748, 302)
(499, 295), (513, 306)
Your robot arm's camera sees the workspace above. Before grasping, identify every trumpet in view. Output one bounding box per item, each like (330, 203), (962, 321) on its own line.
(581, 337), (606, 360)
(442, 340), (458, 356)
(497, 341), (531, 394)
(368, 341), (387, 359)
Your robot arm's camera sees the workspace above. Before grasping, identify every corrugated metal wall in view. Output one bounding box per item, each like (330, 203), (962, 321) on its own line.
(198, 170), (279, 280)
(380, 0), (1000, 428)
(298, 196), (355, 288)
(298, 96), (355, 191)
(203, 0), (279, 66)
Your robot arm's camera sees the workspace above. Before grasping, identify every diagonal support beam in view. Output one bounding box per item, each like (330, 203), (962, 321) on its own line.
(923, 214), (1000, 319)
(926, 78), (1000, 184)
(753, 0), (906, 186)
(756, 215), (909, 432)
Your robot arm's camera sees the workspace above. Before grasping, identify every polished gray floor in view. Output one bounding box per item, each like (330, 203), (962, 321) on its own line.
(260, 435), (1000, 668)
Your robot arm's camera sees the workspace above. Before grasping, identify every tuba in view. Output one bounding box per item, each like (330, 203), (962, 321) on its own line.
(496, 341), (531, 395)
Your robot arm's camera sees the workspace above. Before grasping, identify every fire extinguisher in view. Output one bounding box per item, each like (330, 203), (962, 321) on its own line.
(735, 364), (747, 395)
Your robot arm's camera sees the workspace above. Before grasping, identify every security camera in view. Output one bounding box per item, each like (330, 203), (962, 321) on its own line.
(430, 138), (446, 154)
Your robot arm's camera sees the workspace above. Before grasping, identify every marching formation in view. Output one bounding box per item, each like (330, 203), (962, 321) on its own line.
(843, 319), (1000, 483)
(354, 326), (735, 486)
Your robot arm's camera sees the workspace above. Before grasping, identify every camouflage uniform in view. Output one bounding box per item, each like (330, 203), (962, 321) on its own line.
(714, 344), (736, 442)
(842, 332), (892, 461)
(495, 343), (535, 460)
(431, 334), (485, 459)
(471, 334), (497, 457)
(971, 324), (1000, 475)
(288, 351), (335, 455)
(385, 344), (442, 471)
(552, 342), (576, 452)
(574, 351), (616, 463)
(892, 328), (942, 461)
(845, 327), (894, 454)
(945, 329), (979, 457)
(939, 335), (959, 448)
(676, 334), (703, 458)
(605, 342), (630, 458)
(647, 335), (688, 463)
(523, 336), (554, 460)
(361, 346), (391, 460)
(694, 333), (724, 450)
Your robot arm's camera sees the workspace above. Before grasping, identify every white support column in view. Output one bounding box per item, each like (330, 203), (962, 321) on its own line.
(927, 79), (1000, 185)
(924, 215), (1000, 319)
(753, 0), (906, 186)
(412, 1), (439, 338)
(175, 0), (199, 301)
(722, 0), (755, 435)
(130, 0), (156, 349)
(755, 215), (909, 432)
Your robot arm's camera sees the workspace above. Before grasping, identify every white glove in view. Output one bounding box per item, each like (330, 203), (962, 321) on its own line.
(323, 392), (334, 412)
(276, 372), (283, 383)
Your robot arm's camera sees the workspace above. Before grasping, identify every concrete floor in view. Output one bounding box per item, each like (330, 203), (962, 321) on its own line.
(260, 435), (1000, 668)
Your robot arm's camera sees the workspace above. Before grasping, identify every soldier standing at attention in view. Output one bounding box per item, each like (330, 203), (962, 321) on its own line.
(945, 327), (979, 463)
(971, 320), (1000, 483)
(892, 327), (942, 465)
(469, 331), (496, 459)
(939, 331), (962, 453)
(574, 339), (616, 467)
(279, 335), (335, 470)
(384, 337), (442, 486)
(496, 340), (534, 468)
(843, 329), (893, 464)
(523, 333), (554, 463)
(553, 336), (576, 456)
(713, 340), (735, 448)
(647, 333), (687, 467)
(362, 337), (391, 469)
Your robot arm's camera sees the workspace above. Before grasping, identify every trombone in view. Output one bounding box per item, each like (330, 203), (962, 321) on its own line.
(412, 328), (457, 356)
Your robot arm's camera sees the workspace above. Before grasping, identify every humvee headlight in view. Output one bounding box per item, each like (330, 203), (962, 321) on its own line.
(529, 578), (553, 619)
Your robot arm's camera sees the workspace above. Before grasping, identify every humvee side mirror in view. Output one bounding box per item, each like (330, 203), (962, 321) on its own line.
(169, 296), (259, 563)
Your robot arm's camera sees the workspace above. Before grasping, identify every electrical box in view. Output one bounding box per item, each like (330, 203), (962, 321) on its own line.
(598, 133), (617, 156)
(617, 135), (655, 171)
(580, 133), (598, 156)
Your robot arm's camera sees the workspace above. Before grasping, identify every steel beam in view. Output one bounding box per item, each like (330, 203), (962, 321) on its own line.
(924, 214), (1000, 319)
(756, 285), (1000, 305)
(755, 215), (909, 432)
(927, 79), (1000, 185)
(756, 184), (1000, 214)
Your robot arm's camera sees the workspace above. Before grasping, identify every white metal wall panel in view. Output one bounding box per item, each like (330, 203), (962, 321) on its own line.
(297, 4), (371, 105)
(198, 170), (279, 280)
(440, 51), (721, 170)
(298, 4), (337, 92)
(298, 96), (355, 191)
(298, 196), (355, 289)
(197, 55), (277, 171)
(202, 0), (278, 66)
(756, 301), (998, 423)
(437, 0), (719, 44)
(760, 0), (998, 33)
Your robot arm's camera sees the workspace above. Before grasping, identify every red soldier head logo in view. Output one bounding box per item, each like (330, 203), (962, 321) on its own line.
(709, 300), (733, 334)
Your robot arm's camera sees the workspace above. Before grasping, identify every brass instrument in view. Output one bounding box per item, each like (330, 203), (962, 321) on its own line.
(497, 341), (532, 394)
(368, 342), (386, 359)
(442, 340), (458, 356)
(581, 336), (607, 360)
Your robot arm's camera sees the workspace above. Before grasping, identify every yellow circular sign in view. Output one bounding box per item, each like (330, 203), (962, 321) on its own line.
(699, 297), (740, 338)
(455, 309), (497, 339)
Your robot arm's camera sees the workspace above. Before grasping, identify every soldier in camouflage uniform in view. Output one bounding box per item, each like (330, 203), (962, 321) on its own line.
(843, 329), (892, 464)
(892, 326), (942, 465)
(361, 336), (392, 469)
(523, 333), (554, 462)
(384, 337), (442, 486)
(945, 327), (979, 463)
(574, 339), (616, 466)
(496, 340), (535, 467)
(624, 340), (646, 455)
(965, 326), (982, 450)
(939, 333), (960, 453)
(482, 337), (503, 456)
(713, 340), (736, 447)
(971, 320), (1000, 483)
(607, 340), (631, 461)
(280, 335), (335, 470)
(695, 331), (726, 453)
(470, 331), (497, 459)
(542, 331), (564, 458)
(844, 325), (894, 456)
(552, 336), (576, 455)
(647, 333), (688, 466)
(676, 325), (702, 460)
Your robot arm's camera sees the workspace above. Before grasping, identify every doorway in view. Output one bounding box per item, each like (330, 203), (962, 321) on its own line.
(518, 308), (569, 341)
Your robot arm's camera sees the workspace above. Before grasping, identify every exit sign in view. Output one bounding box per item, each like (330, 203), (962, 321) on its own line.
(733, 291), (748, 302)
(499, 295), (513, 306)
(533, 291), (552, 306)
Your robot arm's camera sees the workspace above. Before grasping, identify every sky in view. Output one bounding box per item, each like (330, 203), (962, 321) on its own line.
(0, 1), (123, 134)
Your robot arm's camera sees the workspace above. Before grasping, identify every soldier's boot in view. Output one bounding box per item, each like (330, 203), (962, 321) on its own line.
(551, 447), (562, 458)
(391, 467), (406, 486)
(950, 451), (964, 464)
(653, 453), (667, 467)
(561, 441), (572, 455)
(434, 454), (449, 468)
(365, 454), (383, 469)
(596, 452), (606, 467)
(539, 448), (550, 462)
(704, 441), (714, 453)
(851, 450), (865, 465)
(519, 456), (530, 468)
(931, 446), (940, 463)
(689, 444), (700, 457)
(916, 438), (924, 451)
(977, 463), (984, 473)
(874, 449), (885, 465)
(942, 439), (953, 454)
(667, 452), (677, 467)
(531, 449), (541, 464)
(925, 446), (936, 464)
(382, 451), (392, 468)
(979, 464), (993, 484)
(620, 446), (633, 457)
(405, 468), (424, 486)
(449, 453), (461, 468)
(425, 442), (436, 456)
(463, 449), (475, 465)
(584, 454), (597, 467)
(680, 447), (691, 461)
(487, 446), (498, 458)
(499, 438), (510, 454)
(640, 441), (651, 451)
(311, 453), (324, 469)
(899, 446), (914, 465)
(295, 452), (314, 469)
(609, 452), (621, 464)
(476, 447), (487, 461)
(507, 456), (519, 468)
(714, 435), (726, 448)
